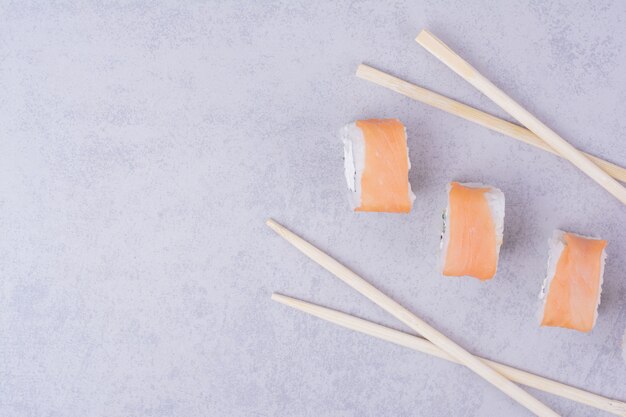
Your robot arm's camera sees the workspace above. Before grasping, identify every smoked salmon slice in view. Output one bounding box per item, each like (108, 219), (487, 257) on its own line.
(540, 231), (607, 332)
(341, 119), (415, 212)
(440, 182), (505, 280)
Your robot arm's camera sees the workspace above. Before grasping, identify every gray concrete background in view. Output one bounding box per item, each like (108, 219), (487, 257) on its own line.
(1, 1), (625, 416)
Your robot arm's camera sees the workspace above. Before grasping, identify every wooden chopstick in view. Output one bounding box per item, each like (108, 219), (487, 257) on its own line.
(272, 293), (626, 417)
(415, 30), (626, 206)
(266, 219), (561, 417)
(356, 64), (626, 183)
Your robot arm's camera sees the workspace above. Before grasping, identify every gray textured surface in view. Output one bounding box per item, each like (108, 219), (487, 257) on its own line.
(1, 1), (625, 416)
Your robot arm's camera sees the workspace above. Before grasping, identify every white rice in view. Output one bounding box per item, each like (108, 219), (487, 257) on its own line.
(341, 122), (365, 210)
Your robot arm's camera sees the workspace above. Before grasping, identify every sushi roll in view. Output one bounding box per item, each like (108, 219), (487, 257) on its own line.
(341, 118), (415, 212)
(440, 182), (505, 281)
(539, 230), (607, 332)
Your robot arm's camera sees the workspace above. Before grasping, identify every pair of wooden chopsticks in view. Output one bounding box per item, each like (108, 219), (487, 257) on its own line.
(356, 64), (626, 183)
(272, 294), (626, 416)
(357, 30), (626, 197)
(267, 219), (626, 416)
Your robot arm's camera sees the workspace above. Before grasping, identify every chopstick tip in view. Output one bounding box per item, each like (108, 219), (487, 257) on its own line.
(271, 292), (290, 304)
(266, 218), (289, 237)
(415, 28), (432, 43)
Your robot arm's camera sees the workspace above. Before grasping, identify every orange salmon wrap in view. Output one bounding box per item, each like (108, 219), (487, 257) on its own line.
(341, 119), (415, 213)
(539, 231), (607, 332)
(440, 182), (505, 281)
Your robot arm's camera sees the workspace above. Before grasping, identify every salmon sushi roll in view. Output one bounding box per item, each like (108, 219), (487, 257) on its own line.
(341, 119), (415, 213)
(440, 182), (505, 281)
(539, 230), (607, 332)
